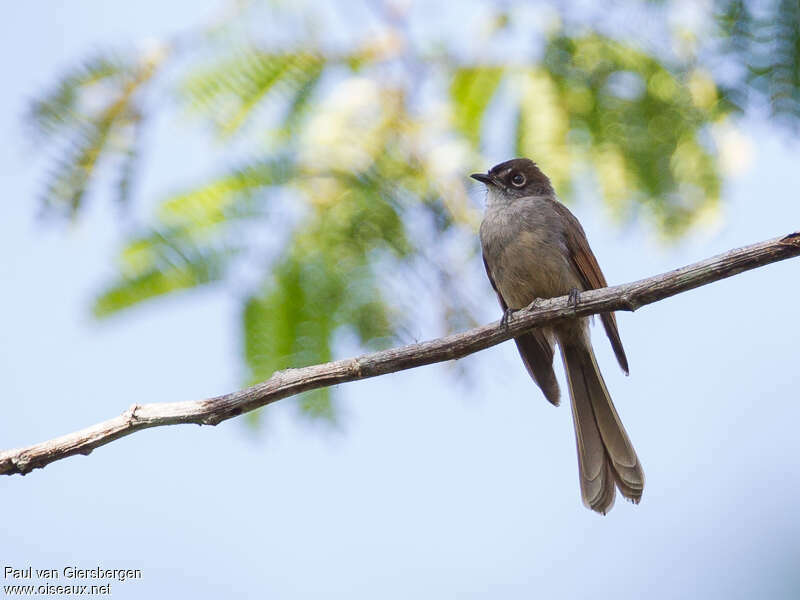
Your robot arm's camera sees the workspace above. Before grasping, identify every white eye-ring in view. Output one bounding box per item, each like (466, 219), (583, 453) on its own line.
(511, 173), (526, 187)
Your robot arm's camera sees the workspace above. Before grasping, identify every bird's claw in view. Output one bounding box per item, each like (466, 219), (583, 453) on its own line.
(501, 308), (516, 330)
(568, 288), (581, 311)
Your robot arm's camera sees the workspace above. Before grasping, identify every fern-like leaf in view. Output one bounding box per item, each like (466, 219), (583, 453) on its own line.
(181, 50), (326, 136)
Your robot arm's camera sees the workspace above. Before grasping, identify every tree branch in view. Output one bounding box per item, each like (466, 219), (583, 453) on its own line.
(2, 231), (798, 476)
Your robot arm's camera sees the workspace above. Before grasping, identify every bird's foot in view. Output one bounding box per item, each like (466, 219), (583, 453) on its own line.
(501, 307), (516, 330)
(568, 288), (581, 311)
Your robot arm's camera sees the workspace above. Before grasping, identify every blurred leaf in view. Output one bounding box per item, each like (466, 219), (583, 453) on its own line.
(115, 110), (144, 211)
(43, 117), (117, 216)
(529, 33), (733, 235)
(27, 54), (130, 139)
(242, 255), (339, 423)
(279, 59), (325, 137)
(297, 388), (335, 422)
(515, 68), (573, 197)
(450, 67), (503, 145)
(241, 169), (404, 422)
(158, 157), (296, 230)
(93, 230), (235, 317)
(29, 48), (164, 217)
(181, 50), (326, 136)
(715, 0), (800, 128)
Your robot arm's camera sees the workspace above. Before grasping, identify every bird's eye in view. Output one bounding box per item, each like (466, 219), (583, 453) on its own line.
(511, 173), (526, 187)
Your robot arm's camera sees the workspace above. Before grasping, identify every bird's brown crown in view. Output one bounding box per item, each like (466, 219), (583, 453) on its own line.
(472, 157), (554, 198)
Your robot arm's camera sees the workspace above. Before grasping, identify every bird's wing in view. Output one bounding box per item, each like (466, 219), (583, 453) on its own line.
(483, 255), (560, 405)
(551, 201), (629, 374)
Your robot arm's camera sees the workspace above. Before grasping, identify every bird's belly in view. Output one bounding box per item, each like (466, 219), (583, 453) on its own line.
(493, 232), (582, 309)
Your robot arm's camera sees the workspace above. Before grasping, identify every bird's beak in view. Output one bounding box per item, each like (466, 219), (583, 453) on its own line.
(470, 172), (494, 185)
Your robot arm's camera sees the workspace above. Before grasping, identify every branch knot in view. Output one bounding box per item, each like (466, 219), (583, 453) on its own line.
(125, 404), (142, 424)
(11, 453), (31, 475)
(349, 358), (363, 378)
(780, 231), (800, 246)
(620, 294), (642, 311)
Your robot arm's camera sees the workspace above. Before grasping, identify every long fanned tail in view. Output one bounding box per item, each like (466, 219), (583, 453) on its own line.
(560, 341), (644, 514)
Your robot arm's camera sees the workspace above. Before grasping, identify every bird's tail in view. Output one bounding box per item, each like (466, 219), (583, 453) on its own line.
(560, 340), (644, 514)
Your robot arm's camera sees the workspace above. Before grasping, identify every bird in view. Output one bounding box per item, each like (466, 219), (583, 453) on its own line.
(472, 157), (644, 514)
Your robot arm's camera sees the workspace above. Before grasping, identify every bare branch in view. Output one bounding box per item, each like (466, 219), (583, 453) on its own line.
(2, 231), (798, 476)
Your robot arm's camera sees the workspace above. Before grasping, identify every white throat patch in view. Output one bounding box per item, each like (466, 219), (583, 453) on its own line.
(485, 185), (508, 210)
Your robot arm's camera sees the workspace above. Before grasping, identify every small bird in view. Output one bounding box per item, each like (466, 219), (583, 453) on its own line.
(472, 158), (644, 514)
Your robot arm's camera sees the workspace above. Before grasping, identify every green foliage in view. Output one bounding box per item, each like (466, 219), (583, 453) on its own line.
(29, 51), (163, 216)
(716, 0), (800, 129)
(27, 1), (800, 424)
(157, 157), (297, 230)
(115, 111), (144, 209)
(181, 50), (326, 136)
(93, 157), (297, 317)
(450, 67), (504, 145)
(28, 54), (130, 138)
(525, 34), (733, 234)
(242, 171), (404, 422)
(93, 228), (235, 317)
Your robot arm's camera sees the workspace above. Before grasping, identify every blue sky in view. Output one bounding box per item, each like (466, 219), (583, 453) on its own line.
(1, 3), (799, 599)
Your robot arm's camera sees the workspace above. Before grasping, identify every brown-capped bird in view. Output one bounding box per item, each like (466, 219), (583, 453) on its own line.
(472, 158), (644, 514)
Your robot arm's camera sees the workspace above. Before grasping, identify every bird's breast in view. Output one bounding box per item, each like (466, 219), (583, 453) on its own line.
(481, 203), (583, 309)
